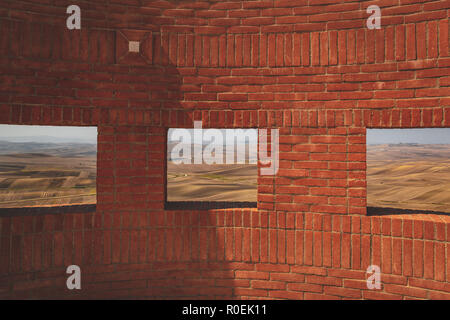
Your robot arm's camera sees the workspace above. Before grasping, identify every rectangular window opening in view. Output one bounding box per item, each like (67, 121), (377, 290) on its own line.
(166, 128), (258, 210)
(366, 128), (450, 216)
(0, 125), (97, 213)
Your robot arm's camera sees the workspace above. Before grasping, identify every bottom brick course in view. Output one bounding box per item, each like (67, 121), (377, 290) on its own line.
(0, 210), (448, 300)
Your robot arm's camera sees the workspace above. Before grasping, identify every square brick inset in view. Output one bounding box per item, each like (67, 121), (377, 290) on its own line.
(129, 41), (140, 53)
(116, 31), (152, 65)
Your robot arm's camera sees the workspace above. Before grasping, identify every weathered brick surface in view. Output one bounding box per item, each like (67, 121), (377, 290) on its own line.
(0, 0), (449, 299)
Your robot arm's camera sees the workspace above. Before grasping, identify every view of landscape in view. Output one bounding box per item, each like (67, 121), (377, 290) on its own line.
(367, 129), (450, 214)
(167, 129), (257, 202)
(168, 128), (450, 209)
(0, 125), (97, 208)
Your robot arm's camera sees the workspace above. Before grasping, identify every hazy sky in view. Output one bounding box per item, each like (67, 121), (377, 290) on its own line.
(5, 126), (445, 145)
(0, 125), (97, 143)
(367, 128), (450, 145)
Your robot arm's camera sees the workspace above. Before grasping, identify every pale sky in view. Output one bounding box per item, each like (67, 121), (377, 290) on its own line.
(367, 128), (450, 145)
(0, 125), (97, 143)
(5, 126), (445, 145)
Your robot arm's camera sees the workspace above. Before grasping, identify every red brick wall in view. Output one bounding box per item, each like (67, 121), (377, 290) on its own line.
(0, 0), (449, 299)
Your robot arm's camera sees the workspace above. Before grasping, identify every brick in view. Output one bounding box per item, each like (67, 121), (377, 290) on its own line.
(347, 30), (356, 65)
(301, 33), (310, 66)
(338, 30), (347, 65)
(324, 286), (361, 299)
(341, 233), (351, 268)
(288, 282), (323, 293)
(413, 240), (424, 278)
(236, 271), (269, 280)
(269, 290), (302, 300)
(304, 292), (340, 300)
(439, 19), (449, 57)
(434, 242), (445, 282)
(385, 284), (428, 299)
(306, 275), (342, 286)
(375, 29), (385, 63)
(331, 232), (341, 268)
(270, 272), (305, 283)
(424, 241), (434, 280)
(363, 291), (402, 300)
(406, 24), (417, 60)
(396, 25), (406, 61)
(252, 280), (286, 290)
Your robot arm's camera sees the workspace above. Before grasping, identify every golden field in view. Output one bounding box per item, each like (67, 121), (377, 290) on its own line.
(0, 142), (96, 208)
(367, 144), (450, 213)
(168, 143), (450, 212)
(167, 162), (257, 202)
